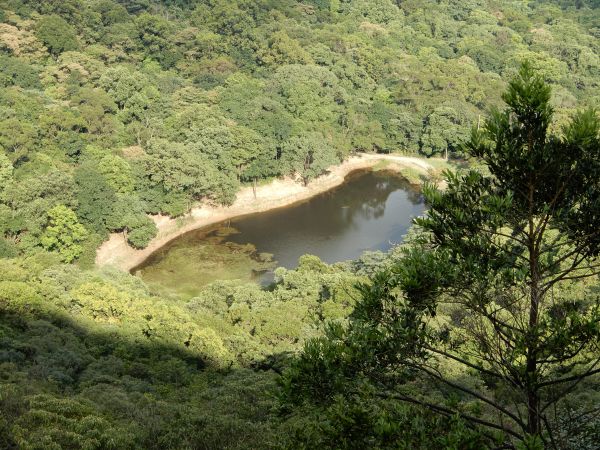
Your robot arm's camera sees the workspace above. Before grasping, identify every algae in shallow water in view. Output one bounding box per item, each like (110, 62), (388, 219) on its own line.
(134, 226), (275, 298)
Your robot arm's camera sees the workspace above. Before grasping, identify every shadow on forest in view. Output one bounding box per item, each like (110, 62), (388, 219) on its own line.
(0, 304), (286, 449)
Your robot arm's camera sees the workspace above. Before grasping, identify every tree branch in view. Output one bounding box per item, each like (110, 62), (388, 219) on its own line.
(374, 390), (524, 440)
(538, 361), (600, 389)
(414, 363), (527, 430)
(424, 345), (519, 385)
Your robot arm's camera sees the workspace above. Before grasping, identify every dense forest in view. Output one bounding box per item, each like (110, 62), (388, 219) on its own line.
(0, 0), (599, 449)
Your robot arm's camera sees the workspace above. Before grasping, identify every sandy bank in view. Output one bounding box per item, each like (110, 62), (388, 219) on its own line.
(95, 154), (438, 271)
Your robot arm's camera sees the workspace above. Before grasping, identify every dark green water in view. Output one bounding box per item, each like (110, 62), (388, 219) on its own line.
(135, 170), (425, 296)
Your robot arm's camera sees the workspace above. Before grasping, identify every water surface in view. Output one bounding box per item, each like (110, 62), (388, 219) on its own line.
(135, 170), (425, 296)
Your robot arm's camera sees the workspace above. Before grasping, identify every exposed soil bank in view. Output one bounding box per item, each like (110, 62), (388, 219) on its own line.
(96, 154), (438, 271)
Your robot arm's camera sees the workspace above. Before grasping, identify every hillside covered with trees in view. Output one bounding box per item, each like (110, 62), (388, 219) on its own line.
(0, 0), (599, 449)
(0, 0), (599, 259)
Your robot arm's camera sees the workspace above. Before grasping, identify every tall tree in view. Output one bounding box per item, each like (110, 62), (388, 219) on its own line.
(280, 133), (339, 186)
(35, 15), (79, 57)
(281, 64), (600, 448)
(40, 204), (88, 262)
(74, 162), (117, 235)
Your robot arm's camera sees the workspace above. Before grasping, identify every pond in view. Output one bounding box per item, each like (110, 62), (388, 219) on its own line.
(134, 170), (426, 297)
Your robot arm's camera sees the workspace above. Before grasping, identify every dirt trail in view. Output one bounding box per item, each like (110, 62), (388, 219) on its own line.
(96, 154), (438, 271)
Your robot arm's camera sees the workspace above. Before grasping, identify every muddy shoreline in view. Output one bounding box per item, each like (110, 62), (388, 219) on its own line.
(95, 154), (437, 271)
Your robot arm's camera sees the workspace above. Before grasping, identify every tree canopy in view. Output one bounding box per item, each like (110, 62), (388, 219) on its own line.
(40, 204), (88, 262)
(0, 1), (599, 448)
(280, 64), (600, 448)
(0, 0), (598, 259)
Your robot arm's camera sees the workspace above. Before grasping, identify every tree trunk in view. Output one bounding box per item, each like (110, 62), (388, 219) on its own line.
(526, 286), (541, 436)
(525, 285), (541, 436)
(526, 389), (540, 436)
(526, 179), (541, 437)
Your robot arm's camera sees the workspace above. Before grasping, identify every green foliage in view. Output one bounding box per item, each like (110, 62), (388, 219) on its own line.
(135, 12), (180, 68)
(123, 214), (156, 249)
(35, 14), (79, 57)
(0, 118), (37, 164)
(140, 138), (238, 206)
(1, 0), (599, 257)
(0, 153), (12, 189)
(281, 133), (339, 185)
(280, 395), (491, 450)
(258, 31), (313, 66)
(99, 66), (147, 110)
(74, 162), (117, 235)
(0, 249), (386, 448)
(1, 1), (600, 447)
(71, 88), (118, 136)
(0, 55), (41, 89)
(282, 65), (600, 447)
(1, 169), (78, 247)
(97, 154), (134, 194)
(40, 204), (88, 262)
(0, 238), (17, 257)
(12, 394), (135, 449)
(420, 106), (468, 158)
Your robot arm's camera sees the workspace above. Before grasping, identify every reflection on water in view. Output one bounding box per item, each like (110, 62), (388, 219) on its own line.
(226, 170), (425, 270)
(135, 170), (426, 295)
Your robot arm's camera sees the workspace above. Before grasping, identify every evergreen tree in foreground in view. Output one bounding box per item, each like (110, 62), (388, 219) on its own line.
(281, 64), (600, 449)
